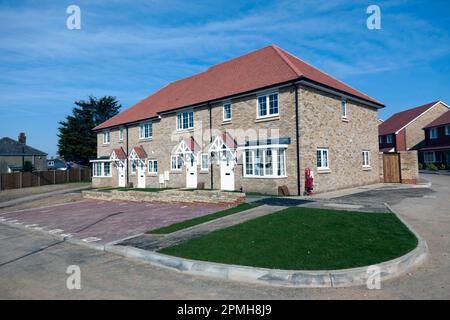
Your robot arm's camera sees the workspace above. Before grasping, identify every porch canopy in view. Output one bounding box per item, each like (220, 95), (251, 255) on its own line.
(172, 136), (200, 161)
(110, 147), (127, 163)
(208, 132), (237, 160)
(129, 146), (147, 161)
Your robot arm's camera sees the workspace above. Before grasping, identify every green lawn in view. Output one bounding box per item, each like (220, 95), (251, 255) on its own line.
(148, 203), (261, 234)
(159, 207), (418, 270)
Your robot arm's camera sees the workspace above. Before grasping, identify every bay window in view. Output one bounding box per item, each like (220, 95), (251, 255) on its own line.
(243, 148), (286, 178)
(92, 162), (111, 177)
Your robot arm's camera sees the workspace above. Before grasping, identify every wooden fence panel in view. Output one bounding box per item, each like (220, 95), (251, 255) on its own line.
(383, 153), (401, 183)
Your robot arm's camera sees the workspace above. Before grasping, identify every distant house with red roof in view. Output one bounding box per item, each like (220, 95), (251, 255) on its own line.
(379, 101), (449, 153)
(92, 45), (385, 195)
(419, 110), (450, 166)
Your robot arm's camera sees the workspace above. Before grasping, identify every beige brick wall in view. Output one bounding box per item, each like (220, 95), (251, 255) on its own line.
(404, 102), (449, 150)
(399, 151), (419, 184)
(298, 85), (380, 193)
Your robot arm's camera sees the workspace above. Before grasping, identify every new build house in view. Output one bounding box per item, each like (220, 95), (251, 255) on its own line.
(379, 101), (449, 153)
(419, 110), (450, 165)
(92, 45), (384, 195)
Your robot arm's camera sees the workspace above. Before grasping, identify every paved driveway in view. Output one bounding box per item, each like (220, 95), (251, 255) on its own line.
(0, 199), (227, 245)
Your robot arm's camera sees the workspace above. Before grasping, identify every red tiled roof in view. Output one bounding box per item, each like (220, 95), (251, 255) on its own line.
(132, 146), (147, 159)
(94, 45), (384, 130)
(378, 101), (440, 136)
(424, 109), (450, 129)
(111, 147), (126, 160)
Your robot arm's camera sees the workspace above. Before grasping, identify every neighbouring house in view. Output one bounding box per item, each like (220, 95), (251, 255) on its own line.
(419, 110), (450, 166)
(47, 157), (69, 170)
(91, 45), (385, 195)
(0, 133), (47, 173)
(378, 101), (449, 153)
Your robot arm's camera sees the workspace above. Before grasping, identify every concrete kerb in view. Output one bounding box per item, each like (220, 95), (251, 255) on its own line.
(103, 204), (428, 288)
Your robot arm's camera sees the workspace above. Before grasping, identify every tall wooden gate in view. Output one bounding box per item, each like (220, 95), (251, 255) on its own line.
(383, 153), (401, 183)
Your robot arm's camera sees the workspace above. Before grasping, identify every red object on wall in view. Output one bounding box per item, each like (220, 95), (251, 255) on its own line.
(304, 167), (314, 195)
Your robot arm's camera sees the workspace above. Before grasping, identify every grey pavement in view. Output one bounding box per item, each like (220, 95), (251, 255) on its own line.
(120, 204), (284, 251)
(0, 184), (91, 209)
(0, 173), (449, 299)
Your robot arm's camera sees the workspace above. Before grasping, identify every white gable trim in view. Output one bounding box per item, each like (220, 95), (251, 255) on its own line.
(394, 101), (450, 135)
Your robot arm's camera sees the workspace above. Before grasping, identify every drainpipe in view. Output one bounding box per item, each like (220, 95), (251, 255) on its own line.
(294, 82), (301, 196)
(126, 126), (129, 186)
(208, 103), (214, 189)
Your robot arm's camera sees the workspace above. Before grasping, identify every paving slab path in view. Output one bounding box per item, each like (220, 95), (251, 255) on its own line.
(120, 204), (284, 251)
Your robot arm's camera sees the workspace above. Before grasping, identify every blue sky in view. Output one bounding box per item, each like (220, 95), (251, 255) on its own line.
(1, 0), (449, 156)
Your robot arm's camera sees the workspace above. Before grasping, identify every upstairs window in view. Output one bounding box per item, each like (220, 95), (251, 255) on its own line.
(103, 129), (110, 144)
(430, 127), (438, 139)
(119, 127), (124, 141)
(257, 93), (278, 118)
(223, 103), (232, 121)
(139, 122), (152, 139)
(446, 125), (450, 136)
(386, 135), (393, 144)
(379, 136), (384, 144)
(177, 111), (194, 130)
(341, 99), (347, 119)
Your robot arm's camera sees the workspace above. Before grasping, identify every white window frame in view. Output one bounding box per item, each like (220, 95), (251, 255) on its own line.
(242, 147), (286, 178)
(47, 160), (54, 167)
(223, 103), (232, 121)
(171, 155), (183, 171)
(386, 134), (393, 144)
(257, 92), (279, 119)
(139, 121), (152, 139)
(102, 129), (110, 144)
(316, 148), (329, 170)
(200, 153), (209, 171)
(176, 110), (194, 131)
(119, 126), (124, 141)
(430, 127), (438, 139)
(341, 98), (347, 119)
(445, 125), (450, 136)
(424, 151), (436, 163)
(92, 162), (112, 178)
(379, 136), (383, 144)
(148, 159), (158, 174)
(362, 150), (371, 168)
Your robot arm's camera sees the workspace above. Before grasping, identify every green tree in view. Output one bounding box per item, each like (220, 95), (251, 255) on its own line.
(57, 96), (121, 165)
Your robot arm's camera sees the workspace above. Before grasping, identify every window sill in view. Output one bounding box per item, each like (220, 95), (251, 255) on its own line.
(243, 175), (287, 179)
(317, 168), (331, 174)
(93, 176), (112, 178)
(255, 115), (279, 123)
(341, 117), (349, 122)
(200, 170), (209, 173)
(170, 170), (183, 174)
(222, 120), (232, 125)
(176, 128), (194, 133)
(139, 137), (152, 141)
(148, 173), (158, 176)
(362, 166), (372, 171)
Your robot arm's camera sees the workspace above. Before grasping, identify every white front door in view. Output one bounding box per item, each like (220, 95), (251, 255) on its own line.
(186, 155), (197, 188)
(220, 155), (235, 191)
(118, 162), (126, 187)
(137, 160), (146, 188)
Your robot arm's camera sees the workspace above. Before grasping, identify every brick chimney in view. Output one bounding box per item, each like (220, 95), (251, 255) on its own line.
(18, 132), (26, 144)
